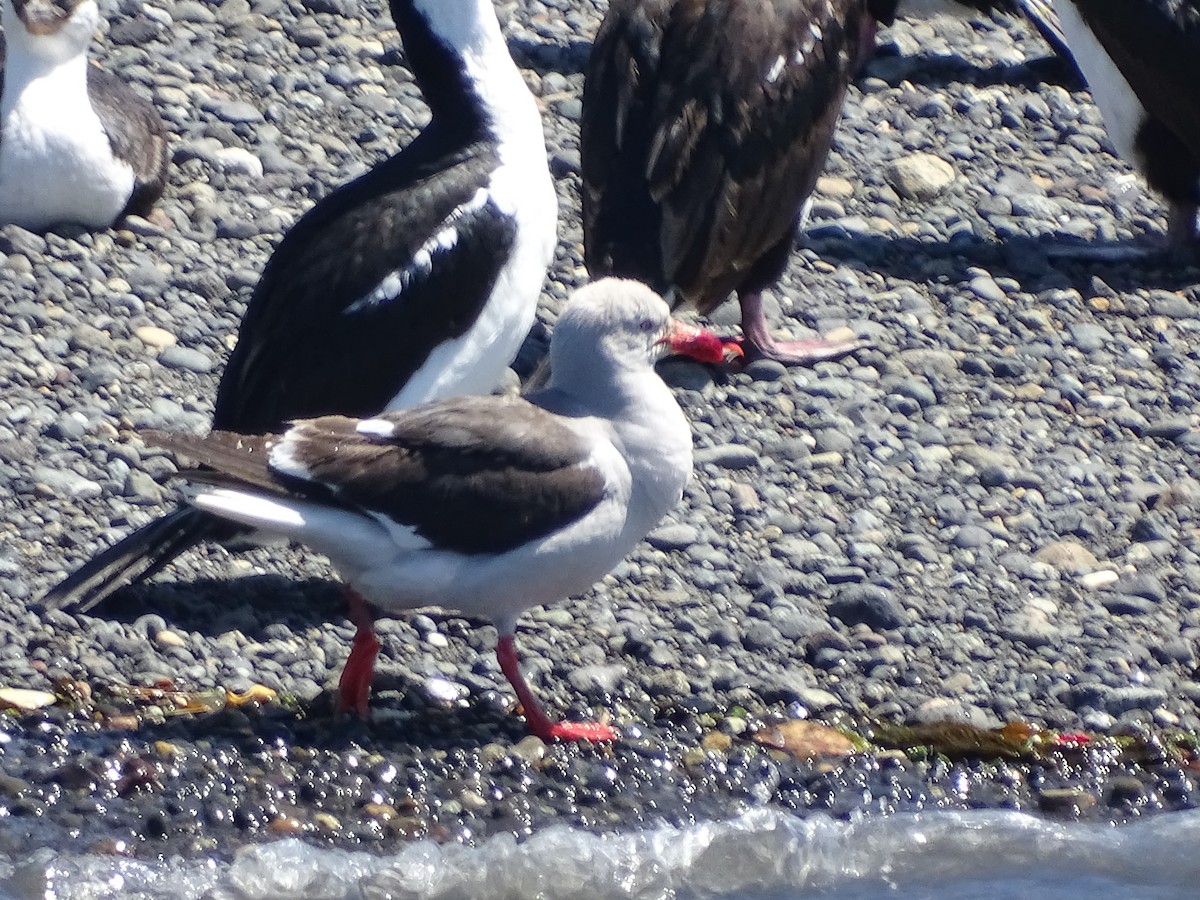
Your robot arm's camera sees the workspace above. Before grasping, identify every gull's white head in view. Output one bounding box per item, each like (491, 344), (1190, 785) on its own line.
(549, 278), (676, 378)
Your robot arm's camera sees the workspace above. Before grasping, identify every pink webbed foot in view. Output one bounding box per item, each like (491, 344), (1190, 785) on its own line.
(737, 290), (868, 366)
(665, 305), (867, 368)
(672, 325), (866, 367)
(739, 332), (870, 366)
(336, 589), (380, 718)
(496, 634), (617, 743)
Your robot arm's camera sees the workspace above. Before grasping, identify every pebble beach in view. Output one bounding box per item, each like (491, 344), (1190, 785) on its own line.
(3, 0), (1200, 886)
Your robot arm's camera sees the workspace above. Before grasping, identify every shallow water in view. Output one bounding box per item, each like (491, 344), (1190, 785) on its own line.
(3, 807), (1198, 899)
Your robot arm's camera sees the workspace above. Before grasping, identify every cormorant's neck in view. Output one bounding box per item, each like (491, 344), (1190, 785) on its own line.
(391, 0), (536, 146)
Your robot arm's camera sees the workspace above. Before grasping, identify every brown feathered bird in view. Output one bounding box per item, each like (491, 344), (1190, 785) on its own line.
(581, 0), (1065, 363)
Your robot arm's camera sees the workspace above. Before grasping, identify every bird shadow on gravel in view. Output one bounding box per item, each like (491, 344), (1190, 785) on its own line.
(810, 231), (1200, 298)
(79, 576), (351, 639)
(864, 49), (1080, 92)
(87, 576), (498, 640)
(66, 577), (558, 751)
(504, 31), (1077, 90)
(124, 691), (539, 755)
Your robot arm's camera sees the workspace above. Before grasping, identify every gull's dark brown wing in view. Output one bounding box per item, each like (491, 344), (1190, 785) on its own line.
(150, 396), (611, 556)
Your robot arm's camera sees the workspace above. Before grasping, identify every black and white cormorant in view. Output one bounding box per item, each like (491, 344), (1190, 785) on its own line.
(40, 0), (558, 613)
(0, 0), (169, 229)
(580, 0), (1064, 365)
(1049, 0), (1200, 250)
(144, 279), (695, 739)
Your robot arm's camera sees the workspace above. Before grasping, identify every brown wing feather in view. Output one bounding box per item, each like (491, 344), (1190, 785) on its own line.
(143, 430), (280, 494)
(654, 0), (872, 313)
(87, 66), (170, 220)
(147, 397), (610, 556)
(582, 0), (874, 314)
(582, 0), (678, 289)
(281, 398), (611, 554)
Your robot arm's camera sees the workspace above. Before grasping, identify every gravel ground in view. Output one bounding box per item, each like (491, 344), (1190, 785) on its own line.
(2, 0), (1200, 861)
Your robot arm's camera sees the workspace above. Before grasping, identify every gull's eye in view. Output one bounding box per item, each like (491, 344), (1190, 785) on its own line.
(638, 317), (656, 333)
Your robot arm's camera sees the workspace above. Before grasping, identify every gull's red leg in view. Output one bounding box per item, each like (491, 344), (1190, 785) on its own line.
(495, 634), (617, 742)
(337, 588), (380, 718)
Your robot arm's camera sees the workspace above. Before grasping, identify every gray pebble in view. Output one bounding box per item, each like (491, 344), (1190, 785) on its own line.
(158, 345), (214, 374)
(2, 2), (1199, 857)
(33, 467), (101, 499)
(827, 585), (904, 630)
(952, 525), (993, 549)
(646, 524), (699, 551)
(694, 444), (761, 470)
